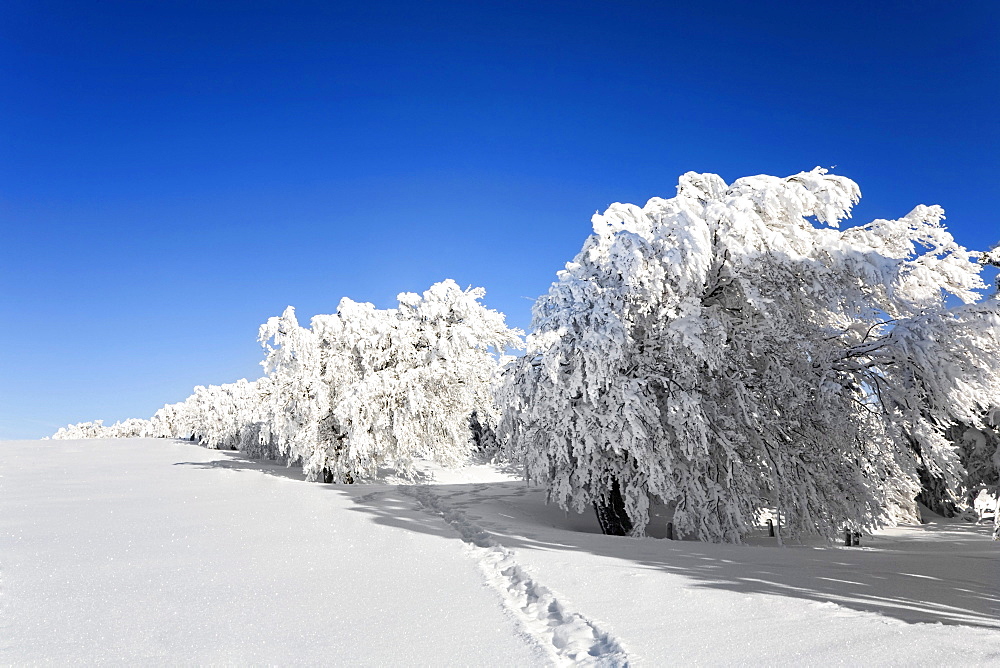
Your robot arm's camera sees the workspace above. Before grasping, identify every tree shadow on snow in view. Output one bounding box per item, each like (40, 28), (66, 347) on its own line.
(334, 481), (1000, 631)
(168, 445), (998, 631)
(172, 450), (308, 482)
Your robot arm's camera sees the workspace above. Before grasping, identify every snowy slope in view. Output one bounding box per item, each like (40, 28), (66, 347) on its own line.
(0, 439), (545, 665)
(381, 479), (1000, 666)
(2, 438), (999, 666)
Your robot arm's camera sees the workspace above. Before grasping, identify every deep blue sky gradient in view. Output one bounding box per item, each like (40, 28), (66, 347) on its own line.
(2, 1), (998, 438)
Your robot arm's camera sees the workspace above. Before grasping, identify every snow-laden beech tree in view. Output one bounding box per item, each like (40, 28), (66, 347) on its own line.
(984, 245), (1000, 290)
(946, 409), (1000, 540)
(193, 380), (269, 451)
(498, 169), (1000, 542)
(257, 306), (324, 467)
(145, 379), (269, 451)
(260, 279), (523, 482)
(952, 409), (999, 499)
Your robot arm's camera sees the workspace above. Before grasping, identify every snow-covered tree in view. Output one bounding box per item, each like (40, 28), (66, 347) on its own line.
(139, 379), (273, 456)
(257, 306), (324, 467)
(499, 169), (1000, 542)
(283, 281), (521, 480)
(51, 420), (107, 439)
(983, 245), (1000, 291)
(259, 279), (523, 481)
(195, 380), (266, 450)
(951, 408), (1000, 535)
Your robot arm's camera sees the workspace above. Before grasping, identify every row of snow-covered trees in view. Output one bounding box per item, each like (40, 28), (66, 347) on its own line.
(54, 169), (1000, 543)
(52, 417), (157, 439)
(57, 280), (523, 483)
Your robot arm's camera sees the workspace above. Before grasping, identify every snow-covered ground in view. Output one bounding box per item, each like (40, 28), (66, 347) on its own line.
(2, 439), (998, 665)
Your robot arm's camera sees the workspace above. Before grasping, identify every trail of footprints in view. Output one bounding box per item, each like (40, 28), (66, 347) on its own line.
(401, 485), (630, 667)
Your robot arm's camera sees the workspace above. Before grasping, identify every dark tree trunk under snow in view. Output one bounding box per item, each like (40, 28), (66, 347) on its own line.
(594, 479), (633, 536)
(916, 466), (959, 518)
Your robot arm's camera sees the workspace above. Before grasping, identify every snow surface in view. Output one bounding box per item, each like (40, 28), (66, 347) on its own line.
(0, 439), (544, 665)
(3, 438), (999, 665)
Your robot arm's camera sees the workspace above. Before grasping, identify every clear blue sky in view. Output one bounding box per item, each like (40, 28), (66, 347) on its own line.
(2, 1), (997, 438)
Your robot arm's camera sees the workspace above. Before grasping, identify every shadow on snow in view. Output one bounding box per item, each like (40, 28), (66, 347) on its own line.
(172, 445), (999, 631)
(336, 481), (1000, 631)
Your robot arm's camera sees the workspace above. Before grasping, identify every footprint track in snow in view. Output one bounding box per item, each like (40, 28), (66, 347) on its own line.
(401, 484), (630, 667)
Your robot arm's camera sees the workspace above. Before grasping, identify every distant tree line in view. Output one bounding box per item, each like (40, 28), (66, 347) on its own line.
(56, 280), (522, 482)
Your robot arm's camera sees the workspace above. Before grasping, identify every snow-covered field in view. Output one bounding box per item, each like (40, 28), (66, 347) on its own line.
(2, 438), (998, 666)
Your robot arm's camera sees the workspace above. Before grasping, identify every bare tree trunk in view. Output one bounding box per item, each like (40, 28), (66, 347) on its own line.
(594, 479), (633, 536)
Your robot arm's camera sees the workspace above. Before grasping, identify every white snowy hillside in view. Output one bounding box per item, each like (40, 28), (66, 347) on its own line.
(3, 438), (998, 666)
